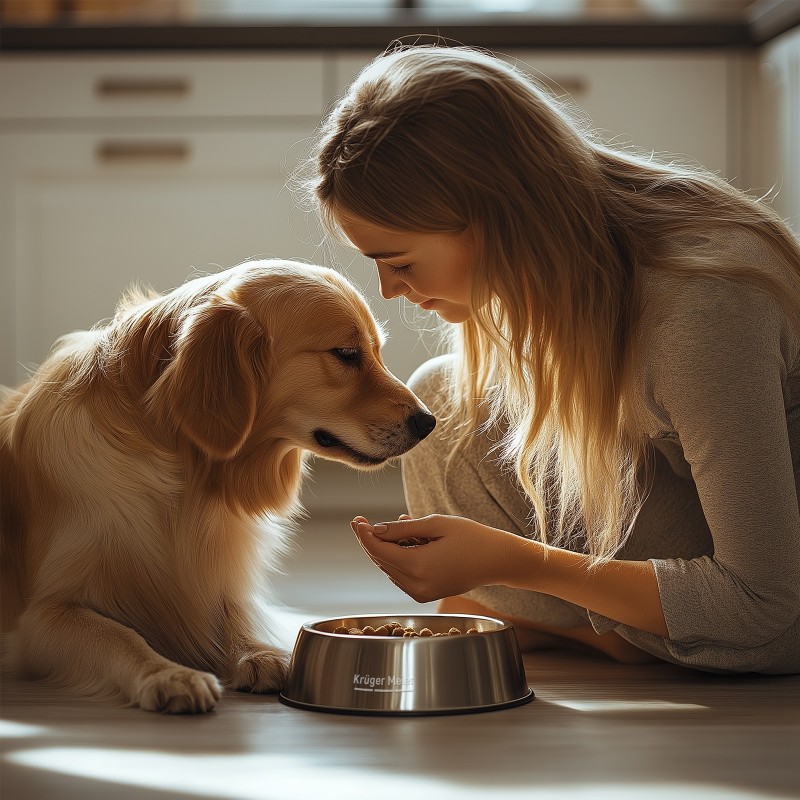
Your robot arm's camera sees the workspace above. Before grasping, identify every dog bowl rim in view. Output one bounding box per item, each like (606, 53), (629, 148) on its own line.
(279, 611), (535, 716)
(296, 611), (519, 638)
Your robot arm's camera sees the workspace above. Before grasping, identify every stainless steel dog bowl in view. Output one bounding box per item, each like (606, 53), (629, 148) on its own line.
(279, 614), (533, 716)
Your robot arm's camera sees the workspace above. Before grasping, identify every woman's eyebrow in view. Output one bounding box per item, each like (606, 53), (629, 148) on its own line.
(362, 250), (408, 259)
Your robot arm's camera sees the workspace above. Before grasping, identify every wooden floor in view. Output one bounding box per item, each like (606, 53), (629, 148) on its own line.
(2, 516), (799, 800)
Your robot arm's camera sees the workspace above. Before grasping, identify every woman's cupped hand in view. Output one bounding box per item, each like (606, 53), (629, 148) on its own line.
(350, 513), (530, 603)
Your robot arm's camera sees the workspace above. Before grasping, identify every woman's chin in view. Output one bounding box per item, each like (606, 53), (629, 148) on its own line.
(432, 303), (472, 323)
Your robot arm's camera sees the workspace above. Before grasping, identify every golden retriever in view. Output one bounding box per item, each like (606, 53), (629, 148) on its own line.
(0, 259), (435, 713)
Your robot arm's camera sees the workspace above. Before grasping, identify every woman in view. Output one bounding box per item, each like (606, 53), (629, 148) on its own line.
(304, 44), (800, 673)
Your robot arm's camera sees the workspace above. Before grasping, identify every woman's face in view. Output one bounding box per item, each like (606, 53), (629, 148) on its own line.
(337, 214), (476, 323)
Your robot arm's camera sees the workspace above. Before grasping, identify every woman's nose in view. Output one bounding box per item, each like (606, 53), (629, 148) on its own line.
(377, 264), (408, 300)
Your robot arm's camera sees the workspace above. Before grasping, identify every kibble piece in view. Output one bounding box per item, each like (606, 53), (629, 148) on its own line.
(397, 537), (430, 547)
(387, 621), (402, 629)
(419, 627), (433, 637)
(333, 625), (349, 634)
(448, 627), (462, 636)
(348, 627), (365, 635)
(433, 632), (445, 637)
(373, 625), (390, 636)
(361, 625), (376, 635)
(391, 627), (405, 636)
(403, 631), (419, 638)
(466, 627), (479, 635)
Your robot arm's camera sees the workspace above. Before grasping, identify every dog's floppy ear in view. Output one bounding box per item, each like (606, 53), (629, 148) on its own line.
(150, 298), (270, 459)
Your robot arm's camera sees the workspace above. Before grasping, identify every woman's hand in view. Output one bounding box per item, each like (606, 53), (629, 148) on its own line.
(350, 513), (533, 603)
(349, 512), (669, 637)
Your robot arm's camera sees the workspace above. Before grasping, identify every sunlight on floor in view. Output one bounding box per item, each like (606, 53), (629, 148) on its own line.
(2, 747), (773, 800)
(549, 699), (709, 712)
(0, 720), (49, 738)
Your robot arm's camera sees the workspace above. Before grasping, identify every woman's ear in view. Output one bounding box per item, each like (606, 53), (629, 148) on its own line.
(149, 299), (270, 459)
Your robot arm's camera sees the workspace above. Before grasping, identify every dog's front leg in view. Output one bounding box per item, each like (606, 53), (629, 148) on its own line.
(18, 602), (222, 713)
(220, 599), (289, 693)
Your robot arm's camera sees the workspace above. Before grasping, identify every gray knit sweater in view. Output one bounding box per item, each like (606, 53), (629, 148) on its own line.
(402, 227), (800, 674)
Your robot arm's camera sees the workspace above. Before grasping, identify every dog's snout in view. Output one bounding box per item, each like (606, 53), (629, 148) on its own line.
(407, 410), (436, 441)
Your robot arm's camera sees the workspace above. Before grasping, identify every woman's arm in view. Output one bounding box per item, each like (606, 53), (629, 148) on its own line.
(506, 535), (669, 636)
(352, 515), (669, 637)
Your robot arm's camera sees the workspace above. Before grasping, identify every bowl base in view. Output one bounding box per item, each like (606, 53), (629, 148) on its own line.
(278, 688), (534, 717)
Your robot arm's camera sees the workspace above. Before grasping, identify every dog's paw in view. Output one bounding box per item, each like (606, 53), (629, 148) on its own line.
(229, 646), (289, 693)
(136, 666), (222, 714)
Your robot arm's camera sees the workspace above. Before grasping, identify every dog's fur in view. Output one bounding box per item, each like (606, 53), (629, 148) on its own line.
(0, 260), (434, 713)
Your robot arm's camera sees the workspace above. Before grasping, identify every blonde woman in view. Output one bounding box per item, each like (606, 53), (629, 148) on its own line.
(307, 45), (800, 674)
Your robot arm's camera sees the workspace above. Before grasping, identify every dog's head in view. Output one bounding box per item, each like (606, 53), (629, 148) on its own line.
(143, 260), (435, 469)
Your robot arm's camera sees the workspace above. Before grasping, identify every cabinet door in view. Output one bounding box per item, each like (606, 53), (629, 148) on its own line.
(0, 127), (319, 386)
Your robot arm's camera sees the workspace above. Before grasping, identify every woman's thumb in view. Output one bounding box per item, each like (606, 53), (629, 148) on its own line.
(370, 517), (430, 546)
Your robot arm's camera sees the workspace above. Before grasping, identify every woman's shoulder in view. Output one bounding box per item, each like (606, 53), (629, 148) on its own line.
(634, 228), (800, 388)
(627, 234), (799, 435)
(640, 226), (798, 332)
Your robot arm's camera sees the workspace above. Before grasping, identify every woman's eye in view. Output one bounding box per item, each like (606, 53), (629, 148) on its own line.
(379, 261), (412, 275)
(331, 347), (361, 365)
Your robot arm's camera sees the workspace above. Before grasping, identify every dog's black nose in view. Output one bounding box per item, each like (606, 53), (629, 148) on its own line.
(407, 410), (436, 441)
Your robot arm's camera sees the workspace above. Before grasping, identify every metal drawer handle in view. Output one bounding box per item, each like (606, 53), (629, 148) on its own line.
(96, 141), (190, 163)
(95, 78), (190, 98)
(536, 76), (587, 96)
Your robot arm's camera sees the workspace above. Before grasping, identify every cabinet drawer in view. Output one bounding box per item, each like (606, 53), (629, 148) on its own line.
(0, 55), (326, 119)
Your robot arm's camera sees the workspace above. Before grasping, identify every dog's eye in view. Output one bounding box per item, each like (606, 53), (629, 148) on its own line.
(331, 347), (362, 366)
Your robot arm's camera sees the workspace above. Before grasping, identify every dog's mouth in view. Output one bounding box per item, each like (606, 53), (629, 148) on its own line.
(313, 429), (387, 466)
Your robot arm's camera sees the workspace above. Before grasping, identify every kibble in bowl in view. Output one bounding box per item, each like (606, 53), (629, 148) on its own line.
(333, 620), (480, 637)
(280, 614), (533, 716)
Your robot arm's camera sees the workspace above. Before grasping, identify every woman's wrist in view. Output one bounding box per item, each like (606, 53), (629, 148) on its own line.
(499, 532), (546, 591)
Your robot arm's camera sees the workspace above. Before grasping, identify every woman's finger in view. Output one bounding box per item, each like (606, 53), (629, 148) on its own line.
(363, 518), (436, 543)
(353, 522), (419, 581)
(350, 515), (369, 535)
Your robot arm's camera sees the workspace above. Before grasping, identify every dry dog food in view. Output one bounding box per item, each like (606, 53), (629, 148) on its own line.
(332, 621), (479, 637)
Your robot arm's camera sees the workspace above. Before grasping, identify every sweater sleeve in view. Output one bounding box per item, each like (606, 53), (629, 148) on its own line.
(640, 279), (800, 665)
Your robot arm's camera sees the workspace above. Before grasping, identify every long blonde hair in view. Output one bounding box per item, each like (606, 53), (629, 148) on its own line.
(306, 44), (800, 562)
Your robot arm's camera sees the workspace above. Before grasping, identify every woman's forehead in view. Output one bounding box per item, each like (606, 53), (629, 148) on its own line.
(338, 215), (415, 253)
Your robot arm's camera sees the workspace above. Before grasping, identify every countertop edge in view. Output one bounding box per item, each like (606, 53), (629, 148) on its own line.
(0, 18), (778, 53)
(1, 0), (799, 54)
